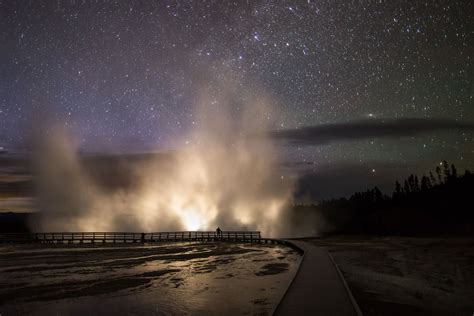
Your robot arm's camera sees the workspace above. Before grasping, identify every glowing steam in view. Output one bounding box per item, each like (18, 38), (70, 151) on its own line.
(32, 82), (294, 237)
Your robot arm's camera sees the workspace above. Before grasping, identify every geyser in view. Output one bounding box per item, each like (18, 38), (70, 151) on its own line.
(32, 78), (294, 237)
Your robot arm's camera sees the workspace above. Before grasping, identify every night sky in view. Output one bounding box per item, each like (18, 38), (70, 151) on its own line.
(1, 0), (473, 201)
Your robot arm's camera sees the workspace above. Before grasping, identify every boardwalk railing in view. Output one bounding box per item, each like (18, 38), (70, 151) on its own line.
(0, 231), (262, 244)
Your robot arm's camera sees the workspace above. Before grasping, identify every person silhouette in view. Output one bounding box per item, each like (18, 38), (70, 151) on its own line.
(216, 227), (222, 238)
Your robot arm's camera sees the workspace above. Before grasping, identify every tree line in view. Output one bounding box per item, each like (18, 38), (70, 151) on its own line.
(294, 161), (474, 235)
(393, 161), (462, 200)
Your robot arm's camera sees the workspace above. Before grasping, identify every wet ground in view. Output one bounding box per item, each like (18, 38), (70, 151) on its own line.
(0, 242), (301, 315)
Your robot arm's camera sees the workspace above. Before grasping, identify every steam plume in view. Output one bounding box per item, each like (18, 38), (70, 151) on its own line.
(31, 77), (294, 237)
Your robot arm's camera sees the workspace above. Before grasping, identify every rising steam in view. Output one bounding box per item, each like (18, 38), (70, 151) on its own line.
(31, 78), (295, 237)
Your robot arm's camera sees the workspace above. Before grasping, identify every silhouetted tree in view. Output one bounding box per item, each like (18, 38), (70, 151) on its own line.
(436, 166), (443, 183)
(407, 174), (419, 192)
(421, 175), (430, 191)
(426, 175), (432, 188)
(393, 181), (402, 199)
(404, 179), (410, 194)
(374, 186), (383, 202)
(451, 164), (458, 179)
(443, 160), (451, 182)
(414, 175), (420, 191)
(312, 161), (473, 236)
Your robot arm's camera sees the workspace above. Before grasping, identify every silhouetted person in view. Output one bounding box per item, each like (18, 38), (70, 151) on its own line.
(141, 232), (145, 243)
(216, 227), (222, 238)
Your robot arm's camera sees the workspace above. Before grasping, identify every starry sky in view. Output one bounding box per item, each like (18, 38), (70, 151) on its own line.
(1, 0), (473, 199)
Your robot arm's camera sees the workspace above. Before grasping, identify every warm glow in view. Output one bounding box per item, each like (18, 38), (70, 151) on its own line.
(33, 77), (294, 237)
(182, 211), (203, 231)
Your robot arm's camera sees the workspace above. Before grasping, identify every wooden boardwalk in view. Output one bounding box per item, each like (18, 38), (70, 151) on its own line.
(275, 240), (362, 316)
(0, 231), (284, 244)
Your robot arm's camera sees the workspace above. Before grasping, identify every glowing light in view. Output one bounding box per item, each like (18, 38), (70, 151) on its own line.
(34, 77), (295, 237)
(182, 211), (202, 231)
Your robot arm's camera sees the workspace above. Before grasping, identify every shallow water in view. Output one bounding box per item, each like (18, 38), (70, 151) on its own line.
(0, 242), (301, 315)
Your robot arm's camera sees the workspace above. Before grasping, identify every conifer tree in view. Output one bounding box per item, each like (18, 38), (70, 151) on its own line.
(451, 164), (458, 179)
(442, 160), (450, 182)
(436, 166), (443, 183)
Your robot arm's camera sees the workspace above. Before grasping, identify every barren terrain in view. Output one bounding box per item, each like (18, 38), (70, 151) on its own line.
(309, 236), (474, 316)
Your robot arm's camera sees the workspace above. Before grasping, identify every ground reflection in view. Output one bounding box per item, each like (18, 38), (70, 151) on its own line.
(0, 242), (301, 315)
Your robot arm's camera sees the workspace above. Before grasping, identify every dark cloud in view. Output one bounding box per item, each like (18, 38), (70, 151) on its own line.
(269, 118), (474, 145)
